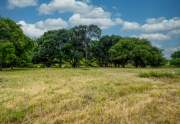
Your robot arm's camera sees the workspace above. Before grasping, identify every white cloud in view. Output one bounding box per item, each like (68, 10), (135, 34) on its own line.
(39, 0), (114, 29)
(12, 0), (179, 42)
(122, 21), (140, 31)
(81, 7), (110, 18)
(38, 0), (92, 15)
(115, 18), (124, 25)
(142, 17), (180, 32)
(114, 17), (180, 41)
(117, 17), (180, 33)
(136, 33), (170, 41)
(134, 28), (180, 41)
(18, 18), (68, 38)
(80, 0), (91, 3)
(8, 0), (37, 8)
(68, 13), (114, 29)
(167, 29), (180, 38)
(115, 18), (141, 31)
(115, 17), (180, 33)
(145, 17), (166, 24)
(35, 18), (68, 30)
(18, 21), (44, 38)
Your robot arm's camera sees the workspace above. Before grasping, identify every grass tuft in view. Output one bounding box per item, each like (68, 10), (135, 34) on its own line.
(139, 71), (176, 78)
(0, 108), (26, 123)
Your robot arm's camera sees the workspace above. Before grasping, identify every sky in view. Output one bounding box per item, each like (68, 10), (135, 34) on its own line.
(0, 0), (180, 58)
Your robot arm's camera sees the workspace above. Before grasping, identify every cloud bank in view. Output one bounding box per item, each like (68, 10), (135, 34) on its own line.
(13, 0), (180, 43)
(8, 0), (37, 8)
(18, 18), (68, 38)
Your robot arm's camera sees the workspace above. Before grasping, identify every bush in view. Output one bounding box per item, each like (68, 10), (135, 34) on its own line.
(170, 58), (180, 67)
(139, 71), (176, 78)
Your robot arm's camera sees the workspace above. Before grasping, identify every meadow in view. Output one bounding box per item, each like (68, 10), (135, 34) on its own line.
(0, 68), (180, 124)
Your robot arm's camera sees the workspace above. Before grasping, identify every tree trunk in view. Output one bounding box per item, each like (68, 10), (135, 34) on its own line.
(122, 64), (125, 68)
(0, 63), (2, 71)
(85, 48), (88, 64)
(135, 64), (138, 68)
(59, 59), (62, 68)
(0, 59), (2, 71)
(59, 63), (62, 68)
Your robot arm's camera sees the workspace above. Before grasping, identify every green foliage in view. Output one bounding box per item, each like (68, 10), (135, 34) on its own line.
(92, 35), (121, 67)
(0, 17), (34, 69)
(71, 25), (101, 66)
(109, 38), (165, 67)
(148, 47), (166, 67)
(0, 108), (26, 123)
(132, 45), (151, 67)
(0, 17), (167, 68)
(170, 50), (180, 67)
(170, 58), (180, 67)
(171, 50), (180, 59)
(109, 38), (134, 67)
(0, 41), (16, 69)
(33, 25), (101, 67)
(33, 29), (70, 67)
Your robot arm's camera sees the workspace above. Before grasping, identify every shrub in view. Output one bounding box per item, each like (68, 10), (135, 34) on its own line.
(170, 58), (180, 67)
(139, 71), (175, 78)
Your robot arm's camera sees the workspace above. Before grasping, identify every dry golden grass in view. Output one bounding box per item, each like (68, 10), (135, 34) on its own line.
(0, 68), (180, 124)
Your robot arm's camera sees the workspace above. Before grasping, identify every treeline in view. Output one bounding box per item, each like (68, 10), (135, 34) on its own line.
(32, 25), (165, 68)
(0, 17), (180, 69)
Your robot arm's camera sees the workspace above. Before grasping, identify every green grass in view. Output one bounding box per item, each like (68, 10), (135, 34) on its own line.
(0, 68), (180, 124)
(139, 69), (180, 79)
(139, 71), (176, 78)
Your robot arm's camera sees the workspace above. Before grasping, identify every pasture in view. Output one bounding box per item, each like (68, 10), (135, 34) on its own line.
(0, 68), (180, 124)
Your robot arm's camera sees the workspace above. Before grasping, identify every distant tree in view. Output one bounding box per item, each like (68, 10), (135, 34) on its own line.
(62, 29), (84, 68)
(109, 38), (134, 67)
(170, 58), (180, 67)
(0, 41), (16, 70)
(93, 35), (121, 67)
(72, 25), (101, 65)
(0, 17), (168, 69)
(131, 39), (165, 67)
(109, 38), (165, 68)
(33, 25), (101, 68)
(33, 29), (70, 67)
(148, 47), (166, 67)
(0, 17), (34, 69)
(170, 50), (180, 67)
(132, 45), (151, 67)
(171, 50), (180, 59)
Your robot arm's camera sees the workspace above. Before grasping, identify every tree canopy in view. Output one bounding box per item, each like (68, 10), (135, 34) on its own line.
(0, 17), (168, 69)
(170, 50), (180, 67)
(109, 38), (165, 68)
(0, 17), (34, 69)
(92, 35), (121, 67)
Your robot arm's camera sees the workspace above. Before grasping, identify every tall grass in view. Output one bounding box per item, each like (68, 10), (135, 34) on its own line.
(0, 68), (179, 124)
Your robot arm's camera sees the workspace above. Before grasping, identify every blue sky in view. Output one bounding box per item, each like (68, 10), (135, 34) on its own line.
(0, 0), (180, 58)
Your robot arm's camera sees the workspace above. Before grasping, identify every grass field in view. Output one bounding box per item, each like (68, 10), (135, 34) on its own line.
(0, 68), (180, 124)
